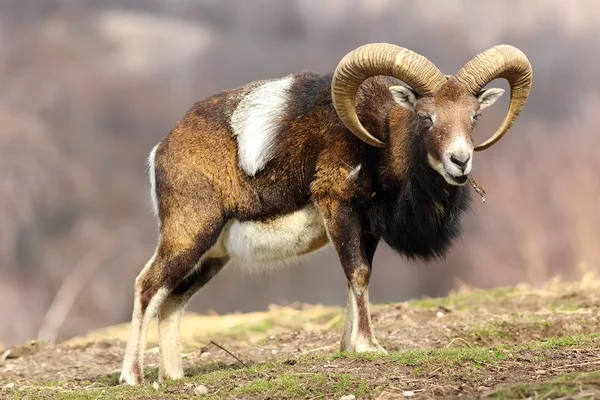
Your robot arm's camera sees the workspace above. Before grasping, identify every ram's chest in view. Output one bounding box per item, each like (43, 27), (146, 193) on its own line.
(210, 205), (329, 266)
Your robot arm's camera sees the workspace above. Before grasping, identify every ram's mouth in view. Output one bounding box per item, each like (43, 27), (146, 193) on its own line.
(448, 174), (468, 185)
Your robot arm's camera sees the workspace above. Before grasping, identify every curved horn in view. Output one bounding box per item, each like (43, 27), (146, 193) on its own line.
(455, 45), (533, 151)
(331, 43), (446, 147)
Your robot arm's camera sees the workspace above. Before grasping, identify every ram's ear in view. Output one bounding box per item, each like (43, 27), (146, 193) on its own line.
(389, 85), (417, 110)
(477, 88), (504, 111)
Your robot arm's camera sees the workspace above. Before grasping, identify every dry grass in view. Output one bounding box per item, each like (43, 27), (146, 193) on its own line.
(2, 277), (600, 399)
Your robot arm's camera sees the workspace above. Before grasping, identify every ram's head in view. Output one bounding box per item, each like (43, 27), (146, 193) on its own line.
(332, 43), (533, 185)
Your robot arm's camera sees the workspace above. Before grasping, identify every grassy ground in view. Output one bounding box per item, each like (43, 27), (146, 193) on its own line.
(1, 276), (599, 399)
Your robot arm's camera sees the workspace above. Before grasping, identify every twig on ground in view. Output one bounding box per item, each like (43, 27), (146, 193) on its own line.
(299, 345), (336, 355)
(84, 382), (108, 390)
(445, 337), (472, 348)
(198, 342), (212, 355)
(208, 340), (249, 368)
(550, 359), (600, 371)
(387, 386), (425, 393)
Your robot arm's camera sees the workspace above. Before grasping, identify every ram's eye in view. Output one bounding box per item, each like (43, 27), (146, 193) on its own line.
(472, 113), (481, 125)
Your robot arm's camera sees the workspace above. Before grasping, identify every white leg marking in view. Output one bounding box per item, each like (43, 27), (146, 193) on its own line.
(340, 283), (386, 354)
(158, 297), (185, 382)
(147, 144), (160, 216)
(230, 76), (294, 176)
(120, 249), (169, 385)
(154, 252), (205, 382)
(157, 253), (230, 382)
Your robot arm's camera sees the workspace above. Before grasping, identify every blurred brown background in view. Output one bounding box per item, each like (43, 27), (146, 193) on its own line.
(1, 0), (599, 347)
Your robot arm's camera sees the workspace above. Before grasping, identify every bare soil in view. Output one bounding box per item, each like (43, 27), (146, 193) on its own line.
(1, 278), (600, 399)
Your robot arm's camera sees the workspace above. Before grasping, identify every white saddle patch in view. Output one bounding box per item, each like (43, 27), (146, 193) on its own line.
(230, 76), (294, 176)
(215, 205), (329, 271)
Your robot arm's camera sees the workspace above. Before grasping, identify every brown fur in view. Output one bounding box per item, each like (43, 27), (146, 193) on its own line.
(120, 71), (492, 384)
(417, 79), (479, 163)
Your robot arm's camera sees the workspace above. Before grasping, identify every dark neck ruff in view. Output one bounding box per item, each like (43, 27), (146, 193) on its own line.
(368, 145), (472, 262)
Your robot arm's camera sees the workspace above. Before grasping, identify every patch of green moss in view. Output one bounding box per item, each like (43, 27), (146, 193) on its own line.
(330, 345), (506, 370)
(233, 372), (371, 398)
(468, 321), (511, 341)
(392, 347), (506, 368)
(532, 333), (600, 349)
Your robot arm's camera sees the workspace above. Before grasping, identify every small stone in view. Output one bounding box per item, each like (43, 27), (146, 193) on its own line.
(403, 391), (415, 398)
(4, 383), (15, 389)
(535, 369), (547, 375)
(194, 385), (209, 395)
(339, 395), (356, 400)
(200, 351), (211, 358)
(436, 311), (444, 317)
(271, 349), (277, 355)
(152, 381), (160, 390)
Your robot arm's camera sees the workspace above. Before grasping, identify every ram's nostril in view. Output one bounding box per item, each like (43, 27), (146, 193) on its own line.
(450, 154), (470, 170)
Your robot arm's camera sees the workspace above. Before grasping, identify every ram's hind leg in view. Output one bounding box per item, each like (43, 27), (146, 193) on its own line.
(158, 255), (230, 382)
(119, 208), (225, 385)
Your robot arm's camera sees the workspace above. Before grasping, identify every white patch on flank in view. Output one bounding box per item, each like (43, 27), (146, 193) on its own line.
(215, 204), (328, 272)
(230, 76), (294, 176)
(147, 144), (160, 216)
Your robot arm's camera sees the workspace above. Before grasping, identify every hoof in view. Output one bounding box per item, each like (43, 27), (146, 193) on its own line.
(354, 342), (388, 354)
(119, 369), (143, 385)
(159, 370), (184, 383)
(341, 339), (388, 354)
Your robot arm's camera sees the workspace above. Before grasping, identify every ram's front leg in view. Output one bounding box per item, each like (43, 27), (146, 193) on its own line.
(319, 202), (386, 354)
